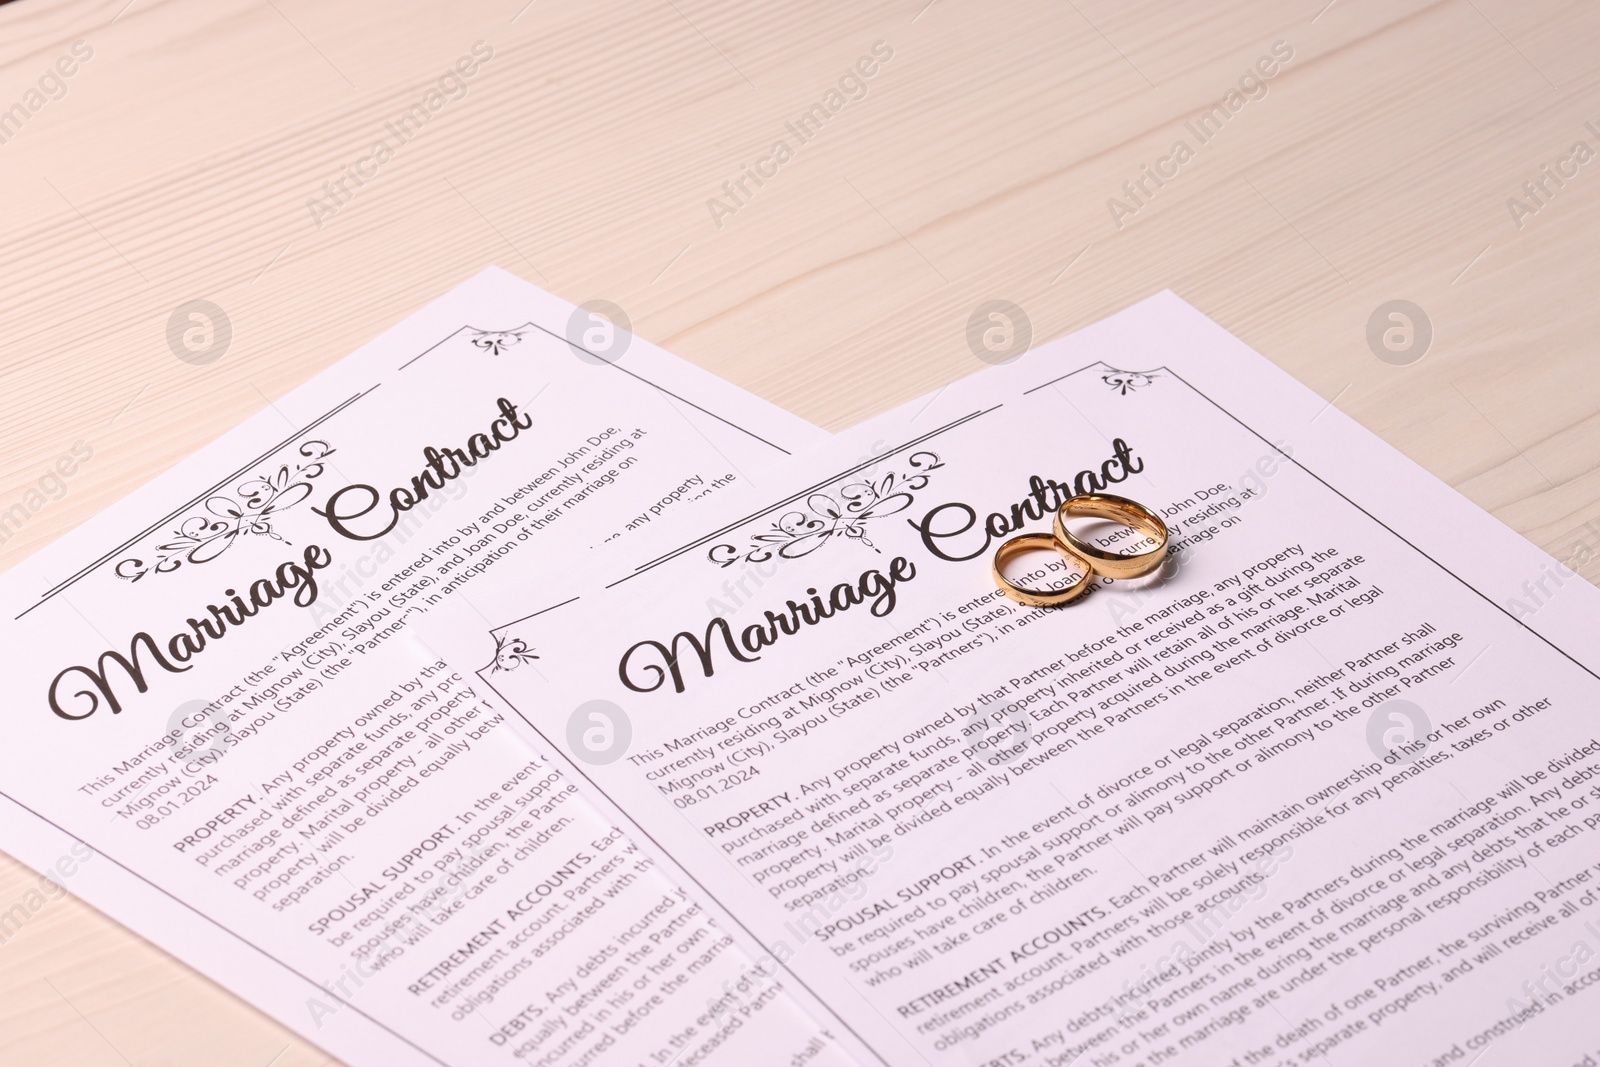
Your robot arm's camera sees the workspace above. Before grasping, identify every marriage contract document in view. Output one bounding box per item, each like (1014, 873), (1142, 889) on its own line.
(420, 291), (1600, 1066)
(0, 267), (859, 1066)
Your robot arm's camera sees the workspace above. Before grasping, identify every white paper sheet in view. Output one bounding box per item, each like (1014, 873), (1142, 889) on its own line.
(418, 290), (1600, 1066)
(0, 267), (860, 1066)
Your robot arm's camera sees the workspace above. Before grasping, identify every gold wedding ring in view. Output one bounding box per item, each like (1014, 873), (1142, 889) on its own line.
(1052, 493), (1170, 580)
(991, 533), (1095, 607)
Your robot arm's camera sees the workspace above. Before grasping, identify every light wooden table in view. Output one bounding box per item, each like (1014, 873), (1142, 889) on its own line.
(2, 0), (1597, 1062)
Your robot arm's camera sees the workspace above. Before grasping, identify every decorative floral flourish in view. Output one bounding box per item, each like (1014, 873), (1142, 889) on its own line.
(708, 452), (945, 567)
(1103, 369), (1159, 395)
(487, 634), (540, 673)
(114, 440), (336, 582)
(469, 329), (526, 356)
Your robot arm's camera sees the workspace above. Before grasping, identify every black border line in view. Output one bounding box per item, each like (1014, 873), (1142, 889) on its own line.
(1020, 359), (1113, 395)
(396, 326), (469, 371)
(472, 671), (898, 1067)
(401, 320), (794, 456)
(17, 389), (379, 620)
(1165, 367), (1600, 685)
(0, 788), (451, 1065)
(492, 595), (581, 634)
(606, 406), (1002, 589)
(521, 320), (793, 456)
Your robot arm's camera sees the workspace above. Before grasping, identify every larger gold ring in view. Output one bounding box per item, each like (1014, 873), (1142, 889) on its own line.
(1052, 493), (1169, 580)
(991, 533), (1095, 607)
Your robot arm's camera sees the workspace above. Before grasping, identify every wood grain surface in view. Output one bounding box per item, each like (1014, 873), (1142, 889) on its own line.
(2, 0), (1597, 1062)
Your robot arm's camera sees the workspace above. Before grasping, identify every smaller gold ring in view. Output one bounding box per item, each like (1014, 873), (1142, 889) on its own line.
(991, 533), (1095, 608)
(1052, 493), (1169, 580)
